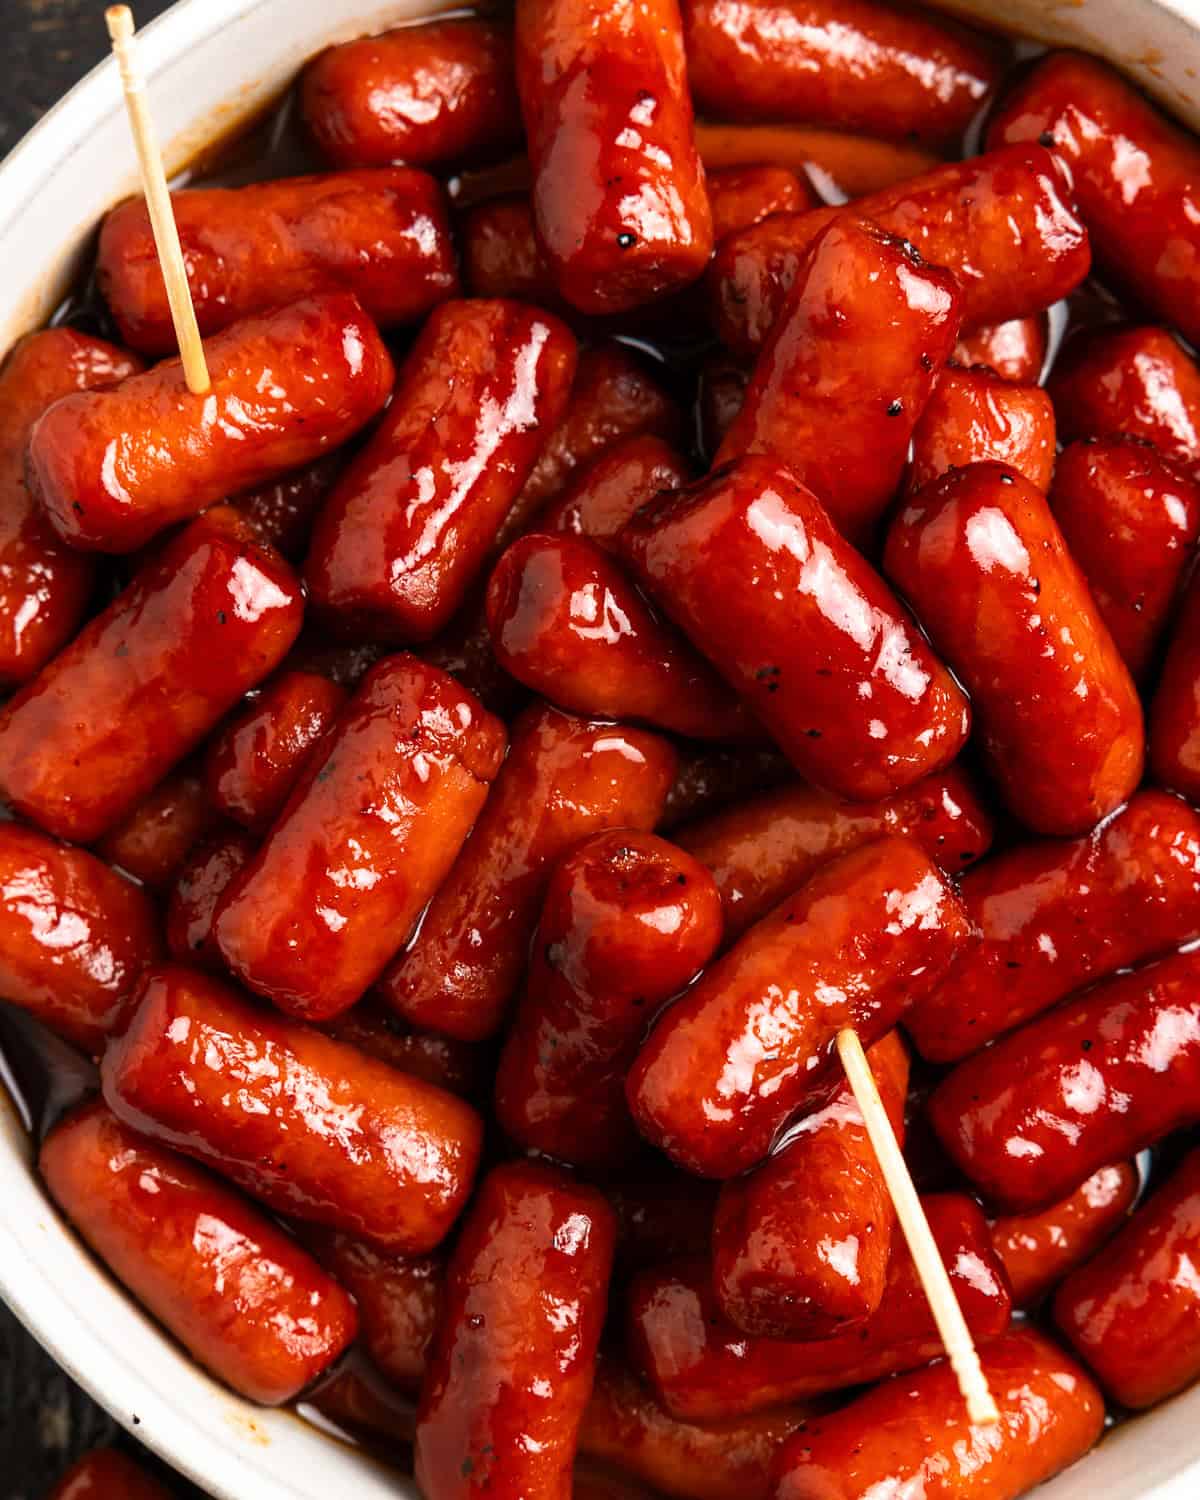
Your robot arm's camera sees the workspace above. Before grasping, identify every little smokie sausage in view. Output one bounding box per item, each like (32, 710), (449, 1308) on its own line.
(990, 51), (1200, 347)
(953, 316), (1047, 383)
(28, 293), (394, 553)
(514, 0), (713, 315)
(415, 1161), (615, 1500)
(1054, 1148), (1200, 1409)
(203, 669), (348, 831)
(165, 829), (257, 971)
(485, 533), (759, 740)
(675, 766), (995, 943)
(694, 120), (938, 197)
(0, 508), (303, 844)
(305, 298), (576, 643)
(214, 655), (506, 1022)
(710, 144), (1089, 356)
(323, 1004), (490, 1101)
(884, 461), (1143, 836)
(382, 703), (676, 1041)
(494, 830), (722, 1168)
(301, 18), (522, 169)
(102, 964), (483, 1253)
(620, 456), (970, 801)
(1151, 571), (1200, 801)
(712, 1031), (909, 1340)
(93, 766), (218, 890)
(629, 1194), (1011, 1420)
(1049, 436), (1200, 680)
(904, 788), (1200, 1062)
(0, 330), (142, 687)
(41, 1101), (357, 1404)
(706, 164), (814, 240)
(928, 948), (1200, 1212)
(626, 836), (973, 1179)
(97, 170), (457, 354)
(536, 434), (692, 549)
(45, 1449), (176, 1500)
(908, 364), (1056, 494)
(0, 822), (160, 1053)
(684, 0), (997, 147)
(768, 1327), (1104, 1500)
(715, 217), (962, 546)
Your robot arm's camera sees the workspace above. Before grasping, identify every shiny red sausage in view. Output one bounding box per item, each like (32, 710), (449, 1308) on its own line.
(461, 195), (561, 307)
(712, 1030), (909, 1340)
(0, 508), (303, 843)
(94, 766), (218, 889)
(381, 703), (676, 1041)
(904, 789), (1200, 1062)
(706, 164), (814, 240)
(415, 1161), (615, 1500)
(884, 461), (1144, 836)
(0, 330), (142, 687)
(494, 829), (722, 1168)
(165, 828), (256, 971)
(1049, 436), (1200, 680)
(41, 1101), (357, 1404)
(214, 655), (506, 1022)
(953, 317), (1047, 384)
(515, 0), (713, 315)
(684, 0), (997, 146)
(769, 1327), (1104, 1500)
(485, 533), (759, 740)
(102, 964), (483, 1253)
(203, 669), (348, 831)
(28, 293), (395, 553)
(301, 18), (522, 169)
(228, 455), (341, 562)
(710, 144), (1090, 357)
(626, 836), (973, 1178)
(989, 51), (1200, 347)
(908, 364), (1056, 494)
(305, 299), (576, 642)
(620, 456), (970, 800)
(1151, 571), (1200, 801)
(629, 1194), (1011, 1420)
(694, 120), (939, 197)
(323, 1003), (489, 1101)
(45, 1448), (176, 1500)
(1054, 1148), (1200, 1409)
(537, 434), (692, 549)
(929, 948), (1200, 1212)
(97, 170), (457, 354)
(993, 1162), (1139, 1309)
(717, 218), (961, 545)
(675, 766), (995, 944)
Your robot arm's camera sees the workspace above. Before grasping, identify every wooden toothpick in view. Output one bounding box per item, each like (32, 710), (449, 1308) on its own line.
(105, 4), (210, 395)
(837, 1025), (1000, 1427)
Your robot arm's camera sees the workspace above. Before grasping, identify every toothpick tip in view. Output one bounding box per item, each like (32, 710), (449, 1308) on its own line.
(105, 5), (134, 42)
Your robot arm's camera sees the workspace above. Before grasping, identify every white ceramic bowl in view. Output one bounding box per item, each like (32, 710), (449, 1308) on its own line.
(2, 1), (1200, 1495)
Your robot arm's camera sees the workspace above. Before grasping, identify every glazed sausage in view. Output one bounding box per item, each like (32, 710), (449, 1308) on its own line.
(706, 165), (815, 240)
(710, 144), (1090, 356)
(626, 836), (973, 1178)
(768, 1326), (1104, 1500)
(494, 830), (723, 1168)
(716, 217), (962, 545)
(97, 170), (457, 354)
(45, 1448), (176, 1500)
(992, 1162), (1139, 1308)
(884, 461), (1144, 836)
(953, 316), (1047, 383)
(536, 434), (692, 549)
(214, 655), (506, 1022)
(94, 766), (219, 889)
(228, 454), (342, 561)
(0, 821), (160, 1053)
(41, 1101), (357, 1404)
(989, 51), (1200, 346)
(928, 948), (1200, 1212)
(0, 330), (142, 687)
(28, 293), (394, 553)
(301, 19), (522, 169)
(658, 744), (792, 831)
(1151, 571), (1200, 800)
(712, 1031), (909, 1339)
(305, 299), (576, 642)
(908, 364), (1056, 494)
(485, 533), (759, 740)
(102, 964), (483, 1253)
(415, 1161), (615, 1500)
(165, 828), (256, 971)
(628, 1194), (1011, 1420)
(674, 766), (995, 944)
(684, 0), (997, 147)
(515, 0), (712, 315)
(0, 508), (303, 844)
(620, 456), (970, 800)
(323, 1003), (489, 1101)
(693, 120), (939, 197)
(381, 703), (676, 1041)
(1054, 1148), (1200, 1409)
(203, 669), (348, 831)
(1049, 436), (1200, 680)
(903, 789), (1200, 1062)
